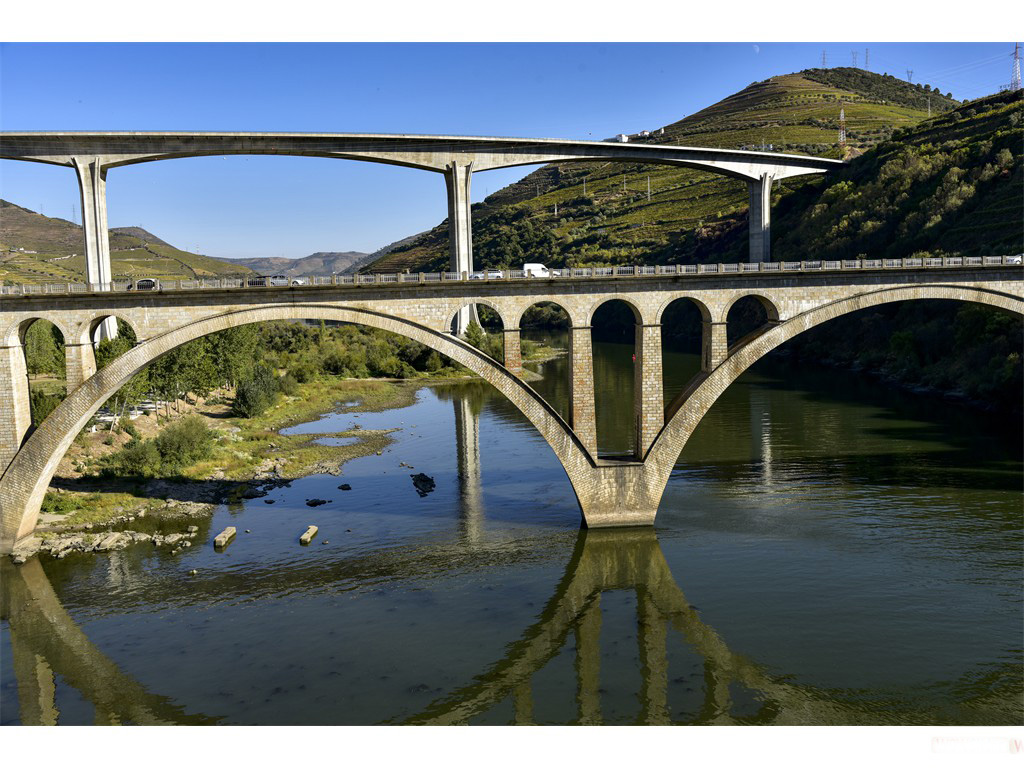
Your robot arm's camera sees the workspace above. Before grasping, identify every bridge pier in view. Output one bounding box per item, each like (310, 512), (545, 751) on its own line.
(64, 342), (97, 393)
(568, 327), (598, 457)
(445, 160), (475, 335)
(748, 172), (774, 263)
(701, 321), (729, 372)
(0, 340), (32, 476)
(73, 156), (116, 340)
(502, 328), (522, 375)
(634, 323), (664, 458)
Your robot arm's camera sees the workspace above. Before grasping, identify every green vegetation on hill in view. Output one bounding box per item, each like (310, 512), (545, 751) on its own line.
(369, 69), (946, 274)
(0, 201), (253, 284)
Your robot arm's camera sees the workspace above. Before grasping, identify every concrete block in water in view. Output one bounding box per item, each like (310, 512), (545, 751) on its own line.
(299, 526), (318, 545)
(213, 527), (236, 549)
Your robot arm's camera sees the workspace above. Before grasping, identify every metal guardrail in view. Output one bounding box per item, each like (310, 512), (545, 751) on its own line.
(0, 255), (1019, 296)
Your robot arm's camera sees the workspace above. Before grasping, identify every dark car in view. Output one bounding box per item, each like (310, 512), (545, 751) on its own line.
(134, 278), (159, 291)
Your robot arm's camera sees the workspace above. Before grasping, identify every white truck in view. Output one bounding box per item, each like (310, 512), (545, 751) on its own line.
(523, 263), (553, 278)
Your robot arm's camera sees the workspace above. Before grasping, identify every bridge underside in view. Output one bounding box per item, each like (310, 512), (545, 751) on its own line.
(1, 271), (1021, 554)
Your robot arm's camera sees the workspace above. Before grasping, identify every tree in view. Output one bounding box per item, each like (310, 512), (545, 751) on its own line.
(233, 363), (279, 418)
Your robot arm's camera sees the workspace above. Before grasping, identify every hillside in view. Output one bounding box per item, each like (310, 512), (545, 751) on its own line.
(369, 68), (958, 273)
(217, 251), (373, 277)
(0, 201), (254, 284)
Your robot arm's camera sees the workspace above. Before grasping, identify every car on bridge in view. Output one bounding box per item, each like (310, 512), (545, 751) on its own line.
(130, 278), (160, 291)
(246, 274), (291, 287)
(469, 270), (504, 280)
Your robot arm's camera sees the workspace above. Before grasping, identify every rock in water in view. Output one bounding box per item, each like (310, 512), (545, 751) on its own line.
(338, 484), (352, 491)
(306, 499), (329, 507)
(213, 527), (236, 549)
(299, 525), (318, 545)
(410, 473), (435, 497)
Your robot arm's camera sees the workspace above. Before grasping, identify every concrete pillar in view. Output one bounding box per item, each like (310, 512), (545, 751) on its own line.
(637, 589), (669, 724)
(747, 172), (774, 263)
(74, 156), (116, 339)
(574, 594), (602, 725)
(569, 326), (598, 457)
(64, 342), (97, 393)
(701, 321), (729, 372)
(634, 323), (663, 458)
(0, 341), (32, 475)
(445, 160), (474, 335)
(502, 328), (523, 375)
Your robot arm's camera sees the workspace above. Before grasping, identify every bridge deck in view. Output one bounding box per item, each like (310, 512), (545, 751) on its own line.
(2, 255), (1018, 297)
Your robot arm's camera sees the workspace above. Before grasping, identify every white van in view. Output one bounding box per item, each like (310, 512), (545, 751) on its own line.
(523, 263), (551, 278)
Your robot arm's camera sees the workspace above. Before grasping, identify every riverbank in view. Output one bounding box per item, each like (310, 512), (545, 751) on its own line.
(13, 377), (435, 562)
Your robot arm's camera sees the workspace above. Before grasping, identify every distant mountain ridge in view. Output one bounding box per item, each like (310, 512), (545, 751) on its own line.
(217, 251), (373, 277)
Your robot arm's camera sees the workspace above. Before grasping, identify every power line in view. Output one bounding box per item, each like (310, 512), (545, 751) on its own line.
(906, 69), (913, 82)
(864, 48), (869, 71)
(852, 50), (858, 68)
(1011, 42), (1022, 91)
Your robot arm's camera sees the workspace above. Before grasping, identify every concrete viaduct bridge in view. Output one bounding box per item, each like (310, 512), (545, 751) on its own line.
(2, 258), (1021, 554)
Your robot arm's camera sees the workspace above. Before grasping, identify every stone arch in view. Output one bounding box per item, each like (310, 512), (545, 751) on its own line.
(2, 315), (73, 348)
(446, 298), (508, 334)
(0, 303), (597, 552)
(722, 292), (780, 322)
(512, 300), (573, 331)
(655, 295), (713, 325)
(646, 285), (1024, 499)
(81, 314), (139, 346)
(584, 296), (643, 327)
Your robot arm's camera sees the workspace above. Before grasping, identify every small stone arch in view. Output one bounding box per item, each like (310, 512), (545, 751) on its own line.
(654, 295), (713, 325)
(513, 300), (574, 331)
(0, 303), (599, 552)
(79, 314), (140, 346)
(446, 299), (509, 335)
(2, 315), (73, 348)
(585, 296), (644, 327)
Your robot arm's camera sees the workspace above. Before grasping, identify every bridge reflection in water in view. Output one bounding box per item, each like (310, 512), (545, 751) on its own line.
(3, 525), (872, 726)
(0, 558), (220, 725)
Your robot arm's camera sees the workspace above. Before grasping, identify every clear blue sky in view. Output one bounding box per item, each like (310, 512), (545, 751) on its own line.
(0, 42), (1016, 259)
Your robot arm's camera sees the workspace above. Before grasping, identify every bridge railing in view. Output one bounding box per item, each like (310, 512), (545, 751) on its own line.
(0, 255), (1019, 296)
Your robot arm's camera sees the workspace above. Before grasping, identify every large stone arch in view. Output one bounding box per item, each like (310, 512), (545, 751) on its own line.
(0, 303), (597, 553)
(644, 284), (1024, 496)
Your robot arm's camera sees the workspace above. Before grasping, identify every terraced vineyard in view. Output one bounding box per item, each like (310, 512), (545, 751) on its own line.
(368, 69), (959, 273)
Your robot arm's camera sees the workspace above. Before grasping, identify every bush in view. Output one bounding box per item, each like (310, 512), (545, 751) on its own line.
(117, 439), (163, 477)
(154, 415), (215, 469)
(30, 388), (65, 426)
(234, 364), (279, 418)
(41, 492), (81, 514)
(119, 420), (141, 440)
(279, 373), (299, 396)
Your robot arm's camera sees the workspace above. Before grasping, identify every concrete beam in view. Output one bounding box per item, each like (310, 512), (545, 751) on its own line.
(73, 157), (116, 340)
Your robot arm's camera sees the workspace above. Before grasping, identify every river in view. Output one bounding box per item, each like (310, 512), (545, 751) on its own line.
(1, 333), (1020, 725)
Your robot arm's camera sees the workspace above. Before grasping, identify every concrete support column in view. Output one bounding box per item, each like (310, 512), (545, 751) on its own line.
(0, 342), (32, 476)
(445, 159), (474, 335)
(569, 326), (598, 457)
(64, 342), (97, 393)
(502, 328), (523, 375)
(747, 172), (775, 263)
(74, 156), (116, 339)
(574, 594), (602, 725)
(634, 323), (663, 459)
(701, 321), (729, 372)
(637, 589), (669, 724)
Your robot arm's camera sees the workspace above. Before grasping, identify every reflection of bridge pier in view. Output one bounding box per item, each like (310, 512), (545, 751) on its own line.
(406, 528), (873, 725)
(452, 390), (483, 543)
(0, 558), (218, 725)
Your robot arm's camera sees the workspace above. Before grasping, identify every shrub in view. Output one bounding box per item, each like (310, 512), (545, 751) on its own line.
(41, 492), (81, 514)
(154, 416), (215, 469)
(30, 388), (65, 426)
(119, 420), (141, 440)
(234, 364), (279, 418)
(279, 373), (299, 396)
(117, 439), (163, 477)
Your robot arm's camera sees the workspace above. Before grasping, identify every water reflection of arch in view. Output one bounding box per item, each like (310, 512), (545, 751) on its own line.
(0, 558), (219, 725)
(403, 528), (863, 725)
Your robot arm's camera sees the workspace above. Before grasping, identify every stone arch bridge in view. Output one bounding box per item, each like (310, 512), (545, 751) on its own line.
(2, 259), (1021, 554)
